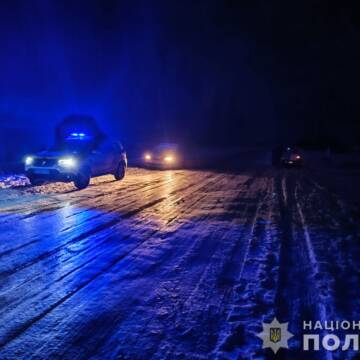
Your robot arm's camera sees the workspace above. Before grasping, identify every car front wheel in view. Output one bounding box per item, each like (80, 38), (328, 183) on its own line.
(114, 162), (126, 181)
(74, 170), (91, 190)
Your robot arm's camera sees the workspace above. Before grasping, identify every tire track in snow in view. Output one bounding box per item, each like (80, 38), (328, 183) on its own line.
(274, 174), (319, 359)
(272, 173), (334, 360)
(294, 183), (333, 360)
(213, 177), (277, 358)
(300, 173), (360, 330)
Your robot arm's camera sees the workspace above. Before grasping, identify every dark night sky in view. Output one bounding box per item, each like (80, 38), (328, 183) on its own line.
(0, 0), (359, 150)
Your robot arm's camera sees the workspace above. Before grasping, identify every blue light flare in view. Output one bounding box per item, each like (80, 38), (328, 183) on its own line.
(68, 132), (90, 140)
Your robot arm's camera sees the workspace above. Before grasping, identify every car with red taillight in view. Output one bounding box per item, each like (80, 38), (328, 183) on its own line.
(281, 147), (303, 167)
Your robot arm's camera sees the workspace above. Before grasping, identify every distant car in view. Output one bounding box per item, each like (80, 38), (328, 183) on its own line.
(281, 147), (303, 167)
(143, 143), (183, 169)
(25, 133), (127, 189)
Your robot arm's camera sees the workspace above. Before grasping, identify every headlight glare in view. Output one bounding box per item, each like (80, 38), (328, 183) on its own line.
(58, 158), (77, 168)
(164, 156), (174, 163)
(25, 156), (34, 165)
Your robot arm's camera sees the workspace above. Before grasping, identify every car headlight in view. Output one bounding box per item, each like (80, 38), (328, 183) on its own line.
(164, 156), (174, 163)
(144, 153), (152, 160)
(58, 158), (77, 168)
(25, 156), (34, 165)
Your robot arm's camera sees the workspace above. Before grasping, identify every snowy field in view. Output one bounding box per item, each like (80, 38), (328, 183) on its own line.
(0, 167), (359, 359)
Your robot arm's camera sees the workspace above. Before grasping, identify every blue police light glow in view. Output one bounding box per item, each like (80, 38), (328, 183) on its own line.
(70, 132), (85, 137)
(68, 132), (90, 140)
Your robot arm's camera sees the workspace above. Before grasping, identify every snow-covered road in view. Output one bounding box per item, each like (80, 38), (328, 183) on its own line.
(0, 167), (358, 359)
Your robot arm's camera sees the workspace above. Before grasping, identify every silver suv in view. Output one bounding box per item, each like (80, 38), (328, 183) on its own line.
(25, 133), (127, 189)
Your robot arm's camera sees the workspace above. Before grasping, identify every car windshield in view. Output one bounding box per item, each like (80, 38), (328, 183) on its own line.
(56, 139), (96, 153)
(154, 144), (178, 155)
(284, 147), (299, 154)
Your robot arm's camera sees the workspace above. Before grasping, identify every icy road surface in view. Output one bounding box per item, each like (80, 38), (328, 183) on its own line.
(0, 167), (359, 359)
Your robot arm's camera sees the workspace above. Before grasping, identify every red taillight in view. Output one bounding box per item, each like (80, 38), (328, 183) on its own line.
(296, 155), (301, 160)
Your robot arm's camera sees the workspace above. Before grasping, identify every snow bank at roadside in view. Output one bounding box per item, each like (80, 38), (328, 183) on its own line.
(0, 174), (30, 189)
